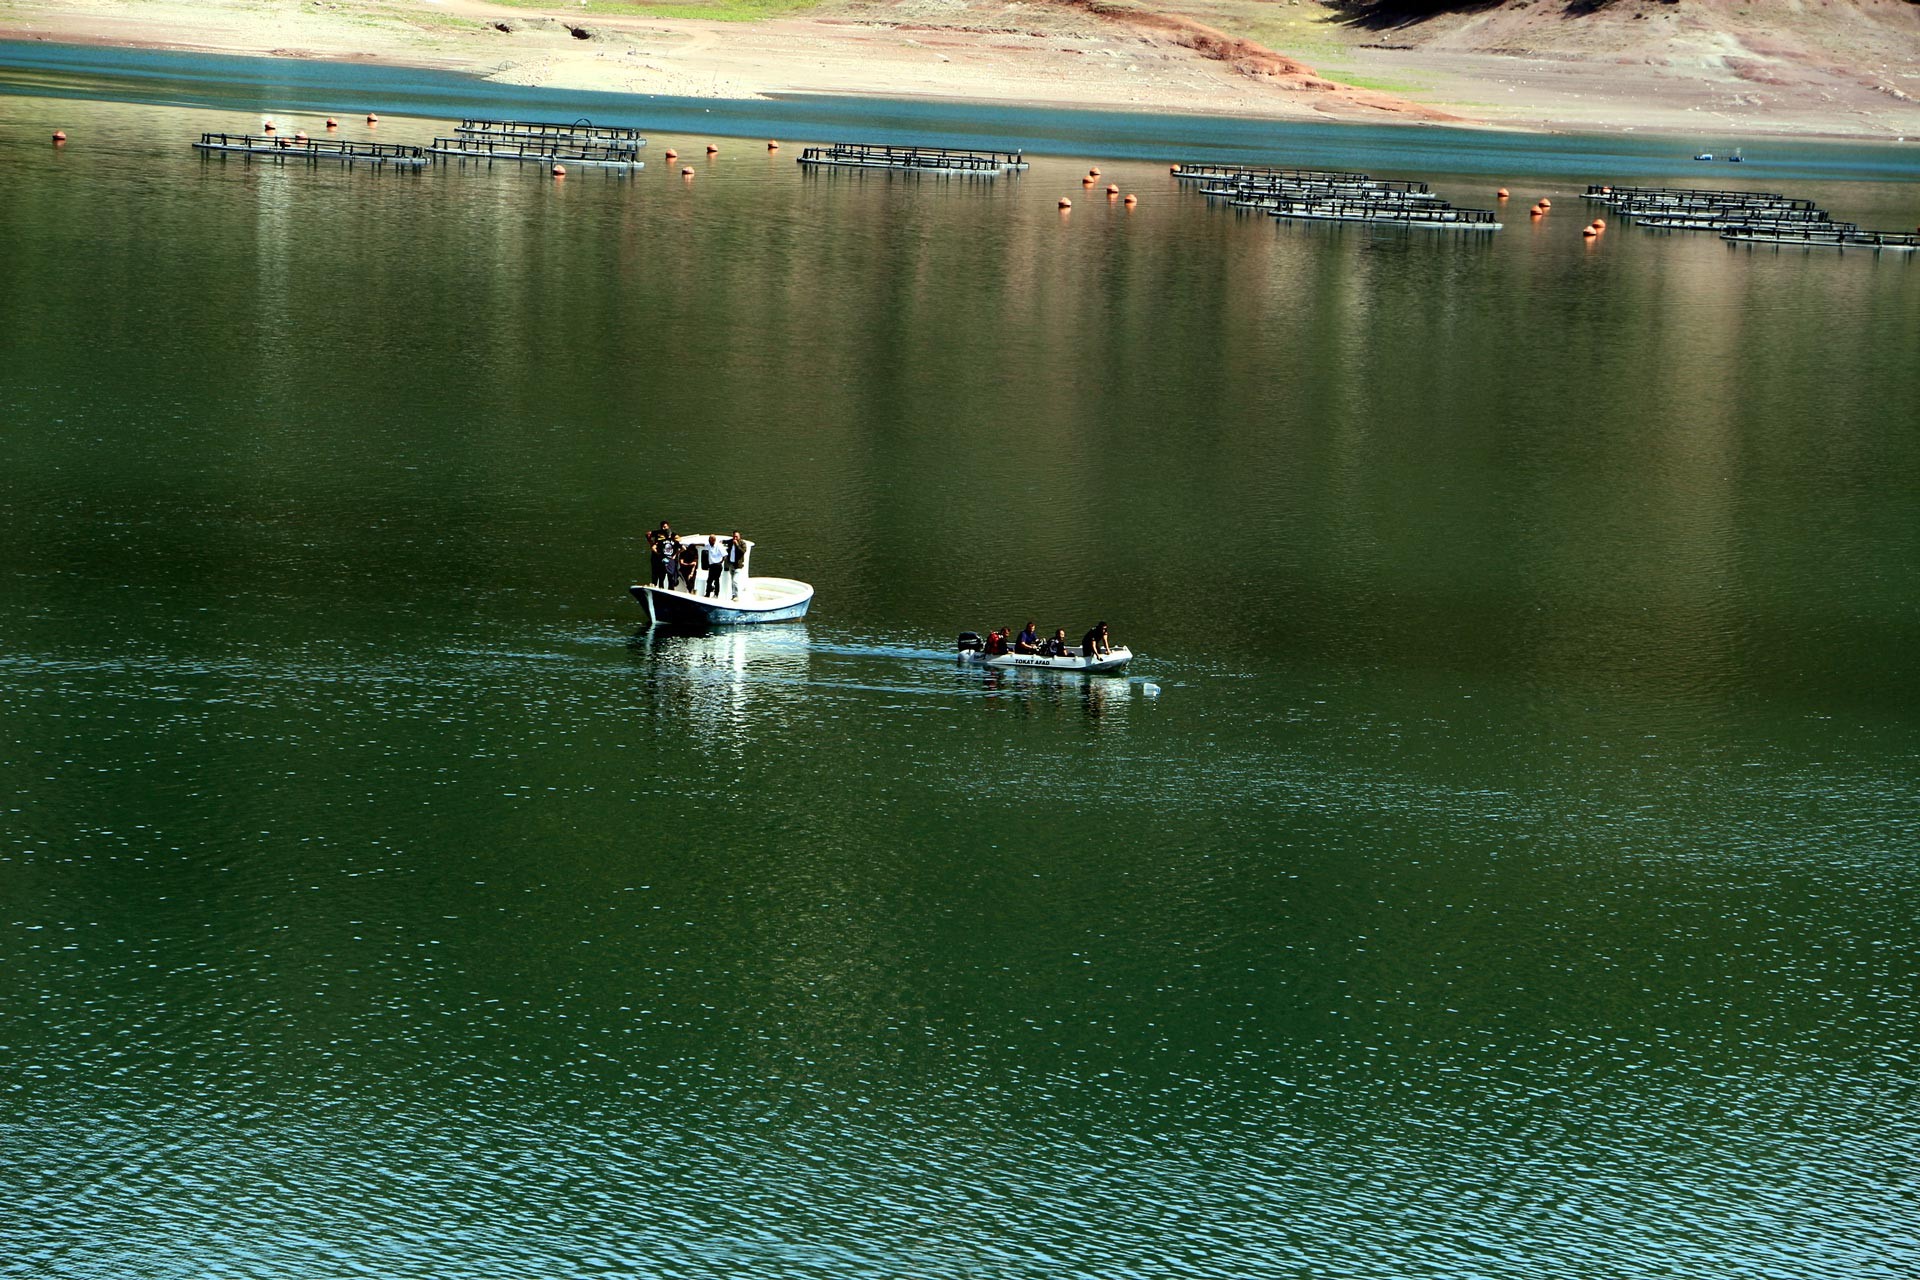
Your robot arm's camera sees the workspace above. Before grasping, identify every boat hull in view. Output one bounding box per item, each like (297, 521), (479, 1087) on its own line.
(961, 646), (1133, 674)
(632, 578), (813, 628)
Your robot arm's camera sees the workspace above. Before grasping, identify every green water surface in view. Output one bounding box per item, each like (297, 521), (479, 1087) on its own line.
(2, 92), (1918, 1279)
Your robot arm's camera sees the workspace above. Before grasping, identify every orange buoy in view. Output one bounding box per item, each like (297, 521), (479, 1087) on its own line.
(768, 140), (779, 150)
(52, 130), (66, 144)
(681, 167), (695, 176)
(1530, 207), (1544, 219)
(1089, 167), (1100, 177)
(263, 119), (276, 132)
(325, 118), (338, 128)
(1583, 227), (1598, 238)
(1169, 163), (1180, 173)
(1497, 187), (1510, 199)
(552, 164), (566, 176)
(294, 131), (308, 142)
(1593, 217), (1607, 230)
(664, 148), (678, 160)
(1059, 197), (1072, 209)
(1539, 198), (1552, 209)
(366, 113), (378, 124)
(1123, 194), (1137, 206)
(706, 144), (718, 154)
(1106, 184), (1119, 194)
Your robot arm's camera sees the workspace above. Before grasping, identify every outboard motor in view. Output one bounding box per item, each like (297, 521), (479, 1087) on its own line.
(957, 632), (983, 654)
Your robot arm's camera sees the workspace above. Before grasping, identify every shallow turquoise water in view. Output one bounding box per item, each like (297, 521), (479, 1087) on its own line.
(1, 62), (1918, 1279)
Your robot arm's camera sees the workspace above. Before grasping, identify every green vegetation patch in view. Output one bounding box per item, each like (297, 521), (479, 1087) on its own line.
(1315, 70), (1433, 95)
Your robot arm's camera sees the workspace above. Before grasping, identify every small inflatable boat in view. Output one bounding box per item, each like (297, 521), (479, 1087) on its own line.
(956, 632), (1133, 674)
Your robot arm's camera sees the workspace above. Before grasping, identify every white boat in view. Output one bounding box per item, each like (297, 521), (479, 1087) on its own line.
(630, 536), (813, 628)
(956, 632), (1133, 674)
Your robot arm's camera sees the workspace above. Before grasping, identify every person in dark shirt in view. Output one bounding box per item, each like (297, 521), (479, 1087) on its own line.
(1042, 628), (1069, 658)
(660, 534), (681, 590)
(649, 521), (675, 587)
(725, 531), (747, 600)
(647, 532), (667, 588)
(1082, 622), (1110, 660)
(1015, 621), (1039, 654)
(678, 541), (700, 593)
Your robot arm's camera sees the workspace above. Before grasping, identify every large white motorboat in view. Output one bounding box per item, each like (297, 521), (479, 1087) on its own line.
(955, 631), (1133, 674)
(630, 536), (813, 628)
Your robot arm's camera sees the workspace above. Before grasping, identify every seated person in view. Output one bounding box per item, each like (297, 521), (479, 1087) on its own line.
(984, 628), (1009, 656)
(1015, 621), (1040, 654)
(1041, 628), (1069, 658)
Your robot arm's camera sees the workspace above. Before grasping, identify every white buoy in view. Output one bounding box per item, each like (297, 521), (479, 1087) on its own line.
(1141, 683), (1161, 698)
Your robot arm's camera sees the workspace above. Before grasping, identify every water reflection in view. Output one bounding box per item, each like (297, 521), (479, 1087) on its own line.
(627, 625), (813, 753)
(965, 662), (1134, 727)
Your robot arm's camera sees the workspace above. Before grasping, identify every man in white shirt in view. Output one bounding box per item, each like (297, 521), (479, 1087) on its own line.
(701, 536), (725, 598)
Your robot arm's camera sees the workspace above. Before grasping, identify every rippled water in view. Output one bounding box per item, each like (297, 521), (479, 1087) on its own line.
(2, 75), (1919, 1279)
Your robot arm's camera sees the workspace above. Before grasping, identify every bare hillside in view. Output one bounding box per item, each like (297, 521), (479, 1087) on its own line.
(1331, 0), (1919, 68)
(1292, 0), (1920, 135)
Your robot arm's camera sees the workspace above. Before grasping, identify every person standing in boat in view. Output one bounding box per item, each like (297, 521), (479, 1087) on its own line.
(701, 535), (725, 598)
(725, 531), (747, 600)
(678, 540), (701, 594)
(659, 531), (681, 590)
(650, 520), (676, 586)
(646, 530), (668, 589)
(1081, 622), (1109, 660)
(1015, 621), (1040, 654)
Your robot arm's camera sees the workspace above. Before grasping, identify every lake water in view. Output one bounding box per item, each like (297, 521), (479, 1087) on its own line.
(3, 51), (1919, 1280)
